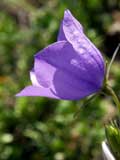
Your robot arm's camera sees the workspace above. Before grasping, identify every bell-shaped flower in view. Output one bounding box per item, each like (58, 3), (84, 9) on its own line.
(16, 10), (105, 100)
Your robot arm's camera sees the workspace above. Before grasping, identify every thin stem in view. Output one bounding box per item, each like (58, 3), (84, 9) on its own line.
(74, 94), (97, 119)
(105, 85), (120, 113)
(106, 43), (120, 80)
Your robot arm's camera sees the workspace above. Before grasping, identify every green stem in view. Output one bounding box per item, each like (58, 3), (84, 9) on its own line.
(106, 43), (120, 80)
(105, 84), (120, 114)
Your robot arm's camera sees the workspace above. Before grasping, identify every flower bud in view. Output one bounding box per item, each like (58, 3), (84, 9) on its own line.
(105, 118), (120, 159)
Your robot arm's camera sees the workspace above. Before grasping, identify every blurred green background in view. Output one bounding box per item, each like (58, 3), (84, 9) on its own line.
(0, 0), (120, 159)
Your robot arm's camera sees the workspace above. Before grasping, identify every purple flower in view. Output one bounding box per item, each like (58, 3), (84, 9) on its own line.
(16, 10), (105, 100)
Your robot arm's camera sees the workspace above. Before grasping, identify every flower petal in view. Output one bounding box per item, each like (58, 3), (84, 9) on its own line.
(16, 85), (59, 99)
(57, 9), (83, 41)
(58, 9), (105, 73)
(30, 70), (41, 87)
(102, 141), (115, 160)
(34, 41), (104, 100)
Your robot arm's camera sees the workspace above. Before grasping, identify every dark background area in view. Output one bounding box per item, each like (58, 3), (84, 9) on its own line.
(0, 0), (120, 159)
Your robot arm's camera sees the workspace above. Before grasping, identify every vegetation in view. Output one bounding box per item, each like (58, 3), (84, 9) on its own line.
(0, 0), (120, 159)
